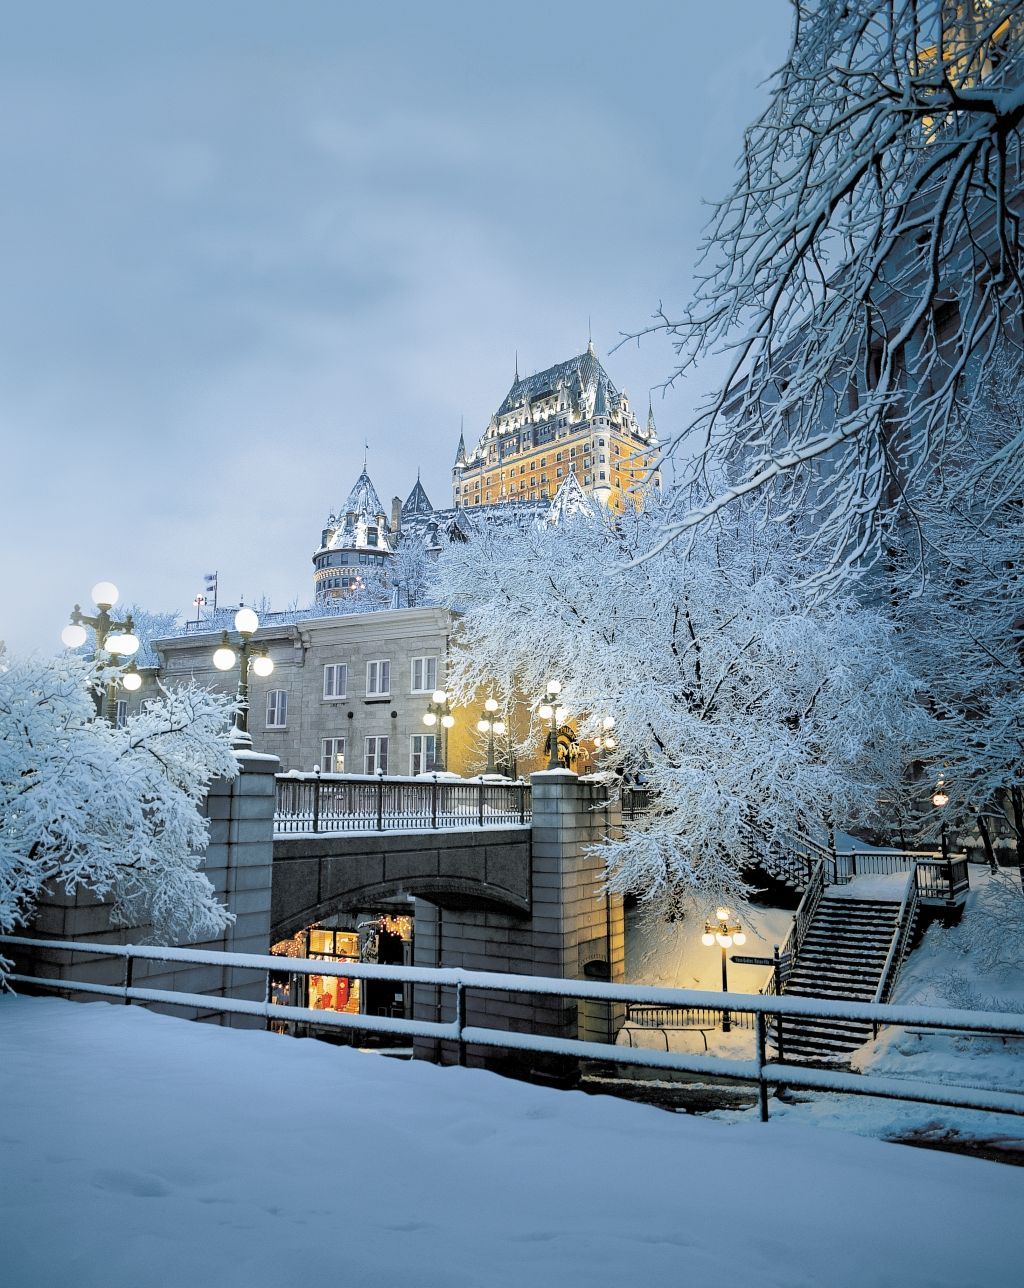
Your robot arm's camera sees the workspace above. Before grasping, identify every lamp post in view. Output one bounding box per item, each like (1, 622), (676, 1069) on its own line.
(932, 781), (950, 860)
(592, 715), (617, 772)
(423, 689), (455, 772)
(211, 605), (274, 748)
(61, 581), (141, 721)
(476, 697), (506, 776)
(701, 907), (746, 1033)
(538, 680), (567, 771)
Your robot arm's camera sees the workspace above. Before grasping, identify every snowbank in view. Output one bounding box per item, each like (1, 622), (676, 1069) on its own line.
(1, 995), (1021, 1288)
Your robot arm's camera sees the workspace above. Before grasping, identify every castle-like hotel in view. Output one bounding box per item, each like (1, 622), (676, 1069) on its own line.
(313, 342), (661, 602)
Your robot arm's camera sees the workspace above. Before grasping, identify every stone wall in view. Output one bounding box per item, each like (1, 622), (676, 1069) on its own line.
(412, 770), (625, 1076)
(10, 751), (277, 1027)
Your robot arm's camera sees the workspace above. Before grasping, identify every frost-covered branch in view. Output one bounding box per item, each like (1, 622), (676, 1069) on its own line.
(637, 0), (1024, 587)
(0, 654), (239, 949)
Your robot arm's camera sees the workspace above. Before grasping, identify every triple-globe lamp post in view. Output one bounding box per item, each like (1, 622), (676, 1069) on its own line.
(477, 697), (506, 776)
(538, 680), (567, 771)
(212, 606), (274, 748)
(61, 581), (141, 721)
(701, 907), (746, 1033)
(422, 689), (455, 772)
(592, 715), (617, 771)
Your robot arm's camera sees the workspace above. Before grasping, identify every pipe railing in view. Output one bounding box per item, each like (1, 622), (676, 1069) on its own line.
(6, 935), (1023, 1125)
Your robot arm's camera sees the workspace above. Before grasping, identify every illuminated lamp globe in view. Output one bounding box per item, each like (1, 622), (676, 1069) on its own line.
(493, 720), (506, 736)
(715, 907), (730, 922)
(604, 736), (617, 751)
(932, 790), (949, 808)
(538, 704), (553, 721)
(485, 697), (499, 713)
(61, 623), (88, 649)
(122, 670), (142, 692)
(422, 711), (437, 727)
(546, 680), (562, 696)
(432, 689), (447, 705)
(701, 932), (715, 947)
(234, 607), (259, 635)
(441, 713), (455, 729)
(106, 631), (140, 656)
(91, 581), (118, 609)
(477, 719), (489, 733)
(733, 931), (747, 947)
(602, 715), (615, 730)
(716, 933), (732, 949)
(213, 646), (237, 671)
(252, 654), (274, 678)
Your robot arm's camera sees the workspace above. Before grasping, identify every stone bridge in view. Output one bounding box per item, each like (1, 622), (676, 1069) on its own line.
(270, 771), (628, 1066)
(271, 827), (532, 940)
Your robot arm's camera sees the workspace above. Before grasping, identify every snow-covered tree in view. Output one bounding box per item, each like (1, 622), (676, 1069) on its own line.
(432, 500), (929, 916)
(643, 0), (1024, 587)
(890, 367), (1024, 871)
(0, 653), (239, 954)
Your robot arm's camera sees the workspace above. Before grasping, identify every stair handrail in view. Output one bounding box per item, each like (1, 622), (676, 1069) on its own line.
(873, 869), (920, 1009)
(757, 828), (836, 887)
(766, 856), (826, 994)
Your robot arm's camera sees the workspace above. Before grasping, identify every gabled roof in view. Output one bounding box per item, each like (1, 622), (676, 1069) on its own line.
(495, 344), (621, 418)
(402, 475), (434, 517)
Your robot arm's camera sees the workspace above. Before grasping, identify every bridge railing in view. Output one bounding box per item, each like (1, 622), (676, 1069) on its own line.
(5, 934), (1024, 1127)
(274, 773), (531, 834)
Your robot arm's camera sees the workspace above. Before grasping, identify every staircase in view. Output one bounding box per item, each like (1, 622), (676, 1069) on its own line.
(774, 888), (902, 1062)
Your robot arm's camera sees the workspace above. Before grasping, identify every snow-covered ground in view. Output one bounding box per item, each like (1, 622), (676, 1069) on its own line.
(2, 993), (1021, 1288)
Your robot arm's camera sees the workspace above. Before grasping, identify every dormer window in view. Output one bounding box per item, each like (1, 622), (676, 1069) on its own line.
(366, 527), (379, 547)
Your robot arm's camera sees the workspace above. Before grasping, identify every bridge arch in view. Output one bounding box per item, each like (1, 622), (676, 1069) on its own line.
(271, 828), (532, 943)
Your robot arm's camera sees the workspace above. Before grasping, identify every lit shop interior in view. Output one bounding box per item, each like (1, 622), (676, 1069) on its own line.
(271, 907), (413, 1023)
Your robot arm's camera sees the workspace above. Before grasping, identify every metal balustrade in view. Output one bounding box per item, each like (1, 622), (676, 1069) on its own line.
(5, 935), (1024, 1126)
(275, 773), (531, 834)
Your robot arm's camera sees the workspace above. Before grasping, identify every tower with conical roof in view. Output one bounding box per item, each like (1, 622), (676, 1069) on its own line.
(451, 339), (661, 513)
(312, 464), (396, 602)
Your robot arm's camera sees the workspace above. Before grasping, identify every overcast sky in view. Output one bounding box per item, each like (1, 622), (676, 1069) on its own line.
(1, 0), (788, 654)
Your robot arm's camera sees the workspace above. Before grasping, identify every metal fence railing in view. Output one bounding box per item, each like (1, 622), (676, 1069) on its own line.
(5, 935), (1024, 1126)
(275, 774), (531, 834)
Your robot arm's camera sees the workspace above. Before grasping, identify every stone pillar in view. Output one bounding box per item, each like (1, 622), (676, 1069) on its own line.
(412, 770), (625, 1076)
(11, 750), (278, 1027)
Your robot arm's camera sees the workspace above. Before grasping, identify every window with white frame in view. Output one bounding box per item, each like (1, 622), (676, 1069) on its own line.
(115, 699), (128, 729)
(365, 735), (389, 774)
(410, 656), (437, 693)
(266, 689), (288, 728)
(410, 734), (436, 775)
(321, 737), (346, 774)
(323, 663), (348, 700)
(366, 659), (391, 696)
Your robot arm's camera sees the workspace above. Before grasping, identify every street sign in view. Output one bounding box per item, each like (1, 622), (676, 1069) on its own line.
(730, 954), (777, 966)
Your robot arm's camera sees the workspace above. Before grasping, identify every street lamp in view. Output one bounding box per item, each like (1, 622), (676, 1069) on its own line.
(593, 715), (617, 772)
(932, 779), (950, 860)
(61, 581), (140, 720)
(538, 680), (568, 771)
(423, 688), (455, 772)
(211, 605), (274, 748)
(476, 696), (506, 776)
(701, 906), (746, 1033)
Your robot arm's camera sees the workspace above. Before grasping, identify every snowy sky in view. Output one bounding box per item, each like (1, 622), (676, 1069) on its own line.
(1, 0), (787, 654)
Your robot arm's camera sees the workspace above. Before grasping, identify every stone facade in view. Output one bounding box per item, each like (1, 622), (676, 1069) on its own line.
(452, 341), (661, 514)
(412, 770), (625, 1076)
(152, 606), (480, 777)
(12, 750), (277, 1026)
